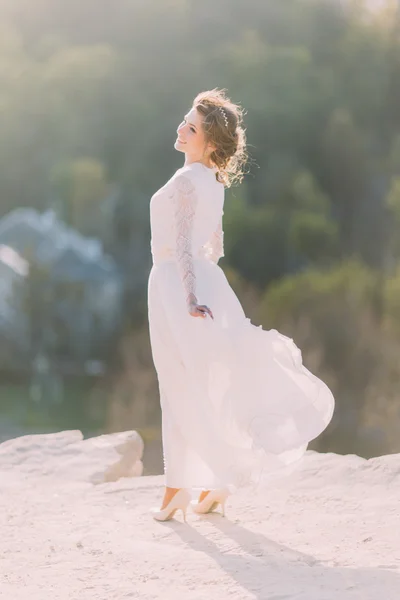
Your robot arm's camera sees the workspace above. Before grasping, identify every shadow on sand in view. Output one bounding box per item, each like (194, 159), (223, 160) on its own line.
(157, 512), (399, 599)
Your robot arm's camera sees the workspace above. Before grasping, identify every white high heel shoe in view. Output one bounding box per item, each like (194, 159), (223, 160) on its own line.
(190, 488), (230, 517)
(150, 489), (191, 522)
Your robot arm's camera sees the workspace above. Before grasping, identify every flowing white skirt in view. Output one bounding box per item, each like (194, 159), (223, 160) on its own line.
(148, 257), (334, 491)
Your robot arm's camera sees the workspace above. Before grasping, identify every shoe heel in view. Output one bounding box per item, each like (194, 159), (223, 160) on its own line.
(191, 488), (230, 516)
(151, 489), (190, 522)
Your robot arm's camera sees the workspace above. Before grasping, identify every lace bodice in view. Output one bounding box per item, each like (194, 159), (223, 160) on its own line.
(150, 163), (225, 305)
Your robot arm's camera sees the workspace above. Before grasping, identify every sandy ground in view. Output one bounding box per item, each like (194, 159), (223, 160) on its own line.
(1, 445), (399, 600)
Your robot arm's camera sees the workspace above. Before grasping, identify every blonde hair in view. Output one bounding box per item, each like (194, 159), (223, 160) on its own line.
(192, 88), (248, 187)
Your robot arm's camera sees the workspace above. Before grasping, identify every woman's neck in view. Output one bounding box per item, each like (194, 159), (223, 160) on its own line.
(184, 154), (214, 170)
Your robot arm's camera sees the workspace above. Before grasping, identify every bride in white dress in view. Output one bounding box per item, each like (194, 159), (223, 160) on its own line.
(148, 89), (334, 521)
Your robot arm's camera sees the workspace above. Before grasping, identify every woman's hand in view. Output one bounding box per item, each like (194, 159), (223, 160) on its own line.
(187, 300), (214, 320)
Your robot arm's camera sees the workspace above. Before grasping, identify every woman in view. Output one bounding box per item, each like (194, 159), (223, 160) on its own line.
(148, 89), (334, 522)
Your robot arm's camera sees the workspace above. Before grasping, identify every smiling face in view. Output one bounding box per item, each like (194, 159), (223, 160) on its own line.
(174, 107), (215, 166)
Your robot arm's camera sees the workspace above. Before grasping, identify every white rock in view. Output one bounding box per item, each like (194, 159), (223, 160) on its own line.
(0, 429), (144, 484)
(0, 448), (399, 598)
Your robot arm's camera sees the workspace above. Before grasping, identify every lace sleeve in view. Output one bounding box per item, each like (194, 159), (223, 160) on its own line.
(173, 174), (198, 306)
(202, 216), (224, 264)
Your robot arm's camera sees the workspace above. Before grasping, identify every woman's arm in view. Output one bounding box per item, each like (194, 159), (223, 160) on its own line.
(173, 173), (214, 319)
(173, 174), (198, 307)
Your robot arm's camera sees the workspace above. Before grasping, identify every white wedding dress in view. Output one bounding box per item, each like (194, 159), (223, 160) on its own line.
(148, 162), (334, 491)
